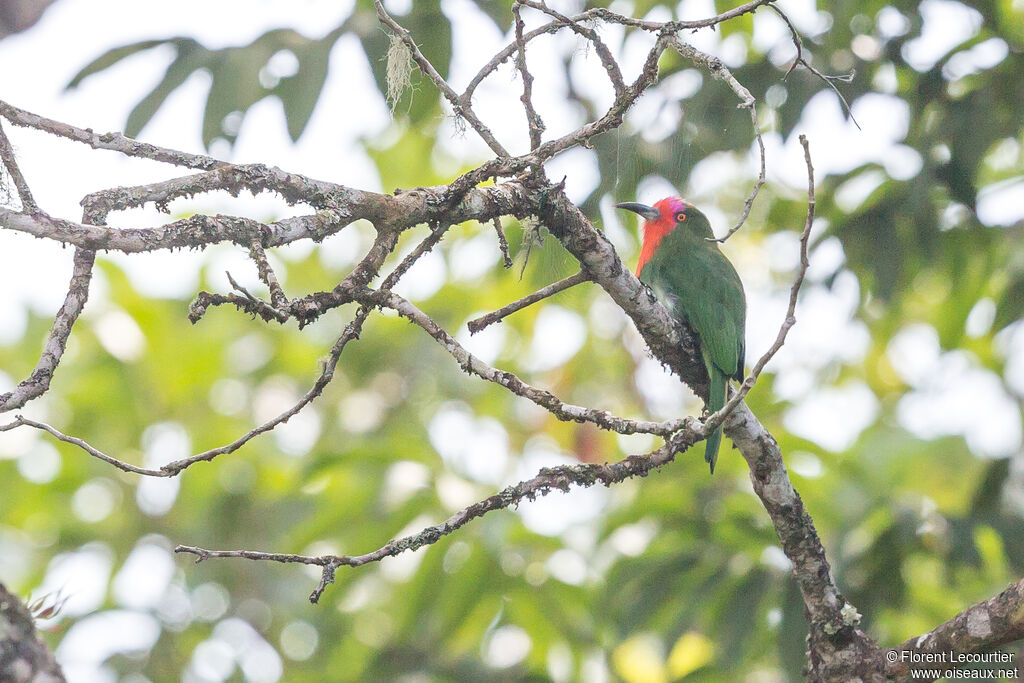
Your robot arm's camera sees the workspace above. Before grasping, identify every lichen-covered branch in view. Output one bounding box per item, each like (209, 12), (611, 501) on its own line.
(0, 119), (39, 213)
(467, 270), (589, 334)
(0, 582), (65, 682)
(888, 577), (1024, 680)
(0, 248), (95, 413)
(176, 430), (696, 604)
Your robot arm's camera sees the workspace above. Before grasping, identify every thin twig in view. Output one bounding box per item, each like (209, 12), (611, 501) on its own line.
(0, 249), (96, 413)
(512, 3), (546, 150)
(768, 4), (860, 129)
(0, 99), (220, 170)
(516, 0), (626, 98)
(703, 134), (815, 436)
(175, 430), (695, 603)
(467, 270), (588, 334)
(364, 287), (674, 435)
(0, 120), (39, 212)
(712, 102), (766, 243)
(80, 163), (357, 219)
(11, 416), (169, 476)
(493, 218), (513, 269)
(248, 238), (288, 309)
(373, 0), (510, 158)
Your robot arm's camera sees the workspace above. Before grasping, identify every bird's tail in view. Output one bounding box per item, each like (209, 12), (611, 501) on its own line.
(705, 363), (728, 474)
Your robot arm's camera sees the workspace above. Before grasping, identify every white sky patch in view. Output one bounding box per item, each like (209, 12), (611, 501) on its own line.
(943, 38), (1009, 81)
(106, 249), (204, 300)
(634, 357), (689, 420)
(383, 460), (431, 508)
(748, 273), (869, 390)
(137, 421), (188, 516)
(997, 322), (1024, 398)
(71, 478), (120, 523)
(17, 440), (62, 484)
(523, 305), (587, 372)
(212, 617), (284, 683)
(783, 382), (879, 451)
(338, 389), (386, 435)
(897, 350), (1023, 458)
(113, 536), (176, 610)
(391, 249), (447, 302)
(280, 620), (319, 661)
(512, 445), (607, 536)
(547, 548), (589, 585)
(901, 0), (983, 71)
(485, 625), (532, 669)
(429, 402), (510, 485)
(36, 542), (114, 619)
(56, 610), (162, 681)
(456, 318), (507, 366)
(544, 146), (601, 205)
(887, 323), (943, 386)
(976, 179), (1024, 227)
(608, 519), (659, 557)
(449, 228), (500, 281)
(92, 309), (146, 362)
(765, 92), (913, 190)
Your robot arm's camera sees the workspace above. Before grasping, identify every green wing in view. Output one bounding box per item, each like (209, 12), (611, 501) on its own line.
(643, 242), (746, 381)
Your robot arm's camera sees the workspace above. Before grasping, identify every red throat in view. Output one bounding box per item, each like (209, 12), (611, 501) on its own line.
(635, 198), (685, 276)
(636, 219), (675, 276)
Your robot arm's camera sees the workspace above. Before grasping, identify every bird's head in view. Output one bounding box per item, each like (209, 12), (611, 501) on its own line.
(616, 197), (713, 275)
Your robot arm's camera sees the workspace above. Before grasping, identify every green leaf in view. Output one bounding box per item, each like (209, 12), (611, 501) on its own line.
(66, 39), (170, 89)
(994, 275), (1024, 332)
(275, 32), (341, 141)
(125, 39), (209, 138)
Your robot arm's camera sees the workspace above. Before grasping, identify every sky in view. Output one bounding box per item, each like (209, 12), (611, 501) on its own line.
(1, 0), (1023, 680)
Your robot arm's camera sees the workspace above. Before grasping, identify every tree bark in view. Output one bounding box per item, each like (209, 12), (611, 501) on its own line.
(0, 582), (65, 682)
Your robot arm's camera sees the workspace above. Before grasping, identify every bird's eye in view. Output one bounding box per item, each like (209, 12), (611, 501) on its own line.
(675, 211), (687, 222)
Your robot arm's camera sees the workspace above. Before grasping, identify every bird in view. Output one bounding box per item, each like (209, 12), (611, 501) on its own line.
(616, 197), (746, 473)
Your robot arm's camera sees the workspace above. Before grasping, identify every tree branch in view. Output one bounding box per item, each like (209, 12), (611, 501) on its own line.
(467, 270), (589, 334)
(888, 577), (1024, 680)
(0, 248), (95, 413)
(0, 120), (39, 213)
(0, 582), (65, 682)
(373, 0), (510, 158)
(176, 431), (696, 604)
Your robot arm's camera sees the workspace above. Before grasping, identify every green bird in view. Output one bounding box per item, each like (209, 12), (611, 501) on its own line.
(617, 197), (746, 473)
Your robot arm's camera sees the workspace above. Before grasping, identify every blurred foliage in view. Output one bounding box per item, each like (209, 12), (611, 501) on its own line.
(3, 0), (1024, 681)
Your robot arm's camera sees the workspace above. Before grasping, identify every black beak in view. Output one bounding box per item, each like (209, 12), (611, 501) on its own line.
(615, 202), (660, 221)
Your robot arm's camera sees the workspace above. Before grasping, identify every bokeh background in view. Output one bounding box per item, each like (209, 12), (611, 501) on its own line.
(1, 0), (1023, 680)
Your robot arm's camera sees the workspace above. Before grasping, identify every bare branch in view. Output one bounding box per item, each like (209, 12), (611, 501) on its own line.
(889, 576), (1024, 680)
(366, 287), (679, 435)
(9, 416), (169, 476)
(248, 239), (288, 309)
(512, 3), (546, 150)
(80, 163), (356, 221)
(768, 4), (860, 129)
(160, 309), (370, 475)
(0, 248), (95, 413)
(1, 165), (533, 254)
(712, 101), (766, 243)
(516, 0), (626, 98)
(467, 270), (589, 334)
(0, 99), (220, 170)
(703, 134), (814, 435)
(175, 431), (696, 603)
(373, 0), (510, 158)
(492, 218), (513, 269)
(6, 306), (366, 479)
(0, 120), (39, 212)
